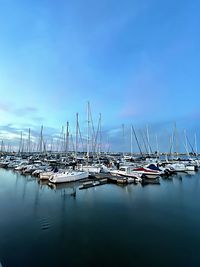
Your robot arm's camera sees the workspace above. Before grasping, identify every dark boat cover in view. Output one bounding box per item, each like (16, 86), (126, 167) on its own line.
(147, 164), (162, 171)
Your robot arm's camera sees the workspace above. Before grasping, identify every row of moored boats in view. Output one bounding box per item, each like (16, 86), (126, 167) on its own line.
(0, 155), (199, 184)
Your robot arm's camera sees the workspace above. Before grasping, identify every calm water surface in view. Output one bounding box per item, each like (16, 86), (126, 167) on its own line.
(0, 168), (200, 267)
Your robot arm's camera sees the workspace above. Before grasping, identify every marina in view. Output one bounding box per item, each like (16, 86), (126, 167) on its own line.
(1, 0), (200, 266)
(1, 150), (200, 187)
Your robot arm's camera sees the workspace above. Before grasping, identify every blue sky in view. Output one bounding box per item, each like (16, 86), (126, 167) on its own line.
(0, 0), (200, 152)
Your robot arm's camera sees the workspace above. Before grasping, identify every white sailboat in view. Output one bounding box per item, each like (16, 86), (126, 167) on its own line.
(49, 170), (88, 184)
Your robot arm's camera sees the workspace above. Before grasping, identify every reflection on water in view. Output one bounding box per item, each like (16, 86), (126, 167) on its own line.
(47, 182), (77, 200)
(0, 169), (200, 267)
(186, 171), (197, 176)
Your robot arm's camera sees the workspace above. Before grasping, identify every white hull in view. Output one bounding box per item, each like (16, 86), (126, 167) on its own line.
(142, 173), (160, 179)
(131, 170), (160, 179)
(110, 170), (141, 180)
(14, 166), (26, 171)
(185, 165), (195, 171)
(168, 164), (187, 172)
(49, 171), (89, 184)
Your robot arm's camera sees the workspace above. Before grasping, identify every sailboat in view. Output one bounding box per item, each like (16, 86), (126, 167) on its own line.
(49, 170), (89, 183)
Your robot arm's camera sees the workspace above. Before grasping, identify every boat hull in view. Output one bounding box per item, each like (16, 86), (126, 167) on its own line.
(49, 171), (88, 184)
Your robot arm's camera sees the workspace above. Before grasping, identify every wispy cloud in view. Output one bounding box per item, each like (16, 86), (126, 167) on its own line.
(119, 105), (139, 119)
(0, 123), (61, 144)
(14, 106), (38, 116)
(0, 101), (44, 125)
(0, 102), (12, 112)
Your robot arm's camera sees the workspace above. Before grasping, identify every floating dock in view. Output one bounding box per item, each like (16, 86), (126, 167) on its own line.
(79, 178), (107, 190)
(79, 173), (136, 190)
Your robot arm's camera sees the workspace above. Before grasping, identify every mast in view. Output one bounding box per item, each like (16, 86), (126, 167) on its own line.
(87, 101), (90, 162)
(28, 128), (31, 154)
(70, 133), (75, 155)
(63, 127), (65, 152)
(61, 126), (64, 152)
(93, 112), (102, 156)
(146, 125), (151, 155)
(98, 113), (102, 155)
(21, 138), (25, 154)
(50, 138), (53, 152)
(174, 122), (179, 158)
(78, 121), (84, 152)
(66, 121), (69, 155)
(155, 134), (159, 158)
(130, 126), (133, 157)
(1, 140), (4, 153)
(75, 113), (79, 160)
(6, 143), (9, 153)
(140, 130), (148, 154)
(194, 133), (198, 157)
(19, 131), (23, 154)
(132, 126), (143, 157)
(184, 130), (189, 157)
(43, 139), (47, 154)
(88, 102), (95, 155)
(171, 132), (174, 158)
(122, 124), (125, 157)
(39, 125), (43, 154)
(186, 135), (196, 156)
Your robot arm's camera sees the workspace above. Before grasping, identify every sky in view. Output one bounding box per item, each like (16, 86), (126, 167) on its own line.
(0, 0), (200, 152)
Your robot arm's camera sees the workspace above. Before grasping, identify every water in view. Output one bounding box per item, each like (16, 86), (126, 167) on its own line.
(0, 169), (200, 267)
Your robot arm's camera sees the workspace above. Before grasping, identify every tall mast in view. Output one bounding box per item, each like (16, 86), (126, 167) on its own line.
(75, 113), (79, 160)
(7, 143), (9, 153)
(122, 124), (125, 157)
(140, 130), (148, 154)
(19, 131), (23, 154)
(131, 126), (133, 157)
(43, 139), (47, 154)
(21, 138), (24, 154)
(1, 140), (4, 152)
(6, 143), (9, 153)
(28, 128), (31, 154)
(93, 112), (101, 156)
(70, 133), (75, 154)
(63, 133), (65, 153)
(146, 125), (150, 155)
(171, 132), (174, 157)
(99, 113), (102, 155)
(194, 133), (198, 157)
(78, 121), (84, 152)
(50, 138), (53, 152)
(174, 122), (179, 158)
(88, 103), (95, 154)
(87, 101), (90, 162)
(106, 135), (110, 154)
(40, 125), (43, 154)
(184, 130), (189, 157)
(132, 127), (143, 157)
(66, 121), (69, 155)
(61, 126), (64, 152)
(155, 134), (159, 158)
